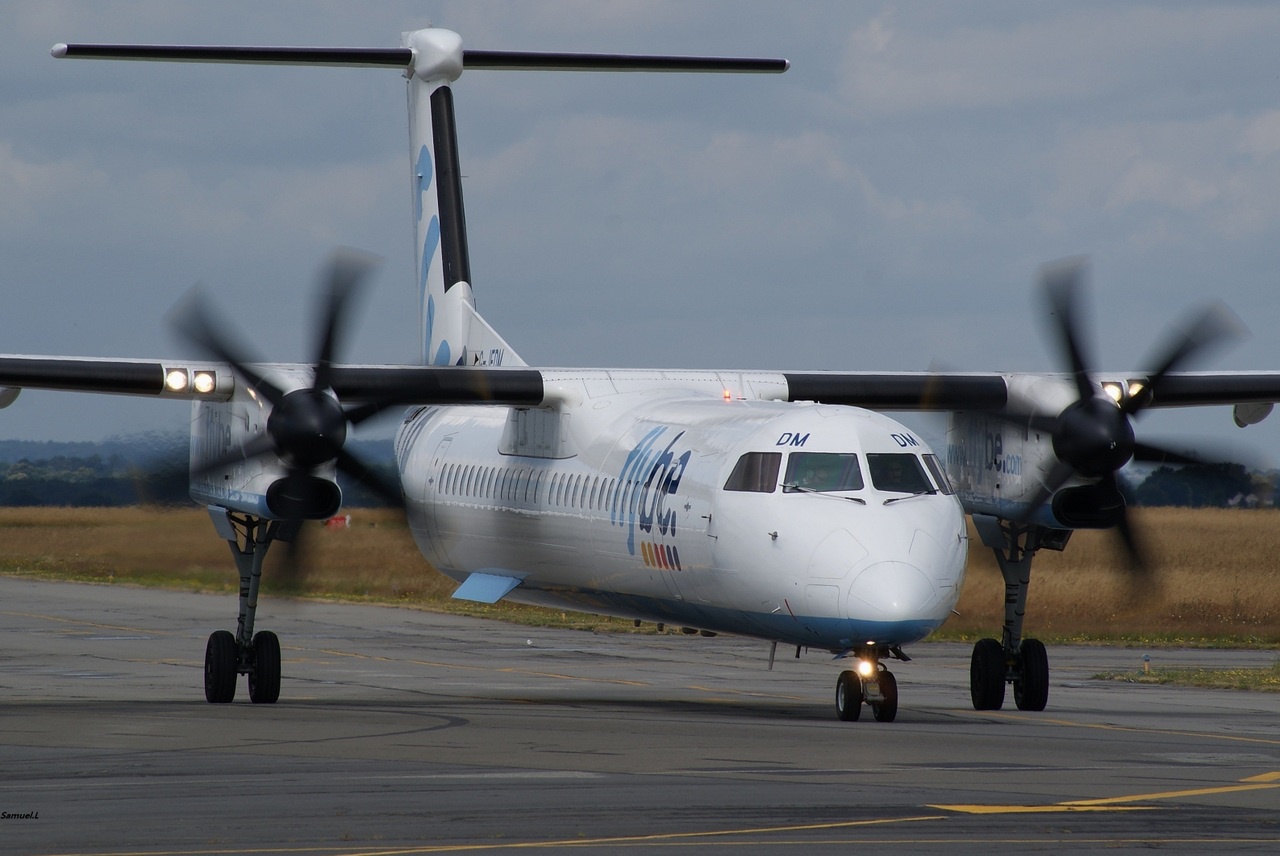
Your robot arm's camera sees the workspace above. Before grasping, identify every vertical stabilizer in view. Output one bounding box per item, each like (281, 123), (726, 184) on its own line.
(405, 30), (466, 366)
(404, 28), (525, 368)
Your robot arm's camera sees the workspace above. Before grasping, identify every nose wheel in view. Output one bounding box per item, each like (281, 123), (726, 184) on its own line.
(834, 660), (899, 723)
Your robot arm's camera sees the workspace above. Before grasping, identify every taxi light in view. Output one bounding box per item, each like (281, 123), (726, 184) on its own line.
(164, 369), (189, 392)
(1128, 380), (1146, 399)
(193, 371), (217, 394)
(856, 658), (875, 678)
(1101, 381), (1124, 403)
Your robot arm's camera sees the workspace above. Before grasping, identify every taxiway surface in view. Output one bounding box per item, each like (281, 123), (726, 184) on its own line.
(0, 576), (1277, 854)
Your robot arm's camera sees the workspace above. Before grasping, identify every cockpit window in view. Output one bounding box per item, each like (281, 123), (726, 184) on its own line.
(923, 453), (954, 495)
(867, 453), (934, 494)
(783, 452), (864, 493)
(723, 452), (781, 493)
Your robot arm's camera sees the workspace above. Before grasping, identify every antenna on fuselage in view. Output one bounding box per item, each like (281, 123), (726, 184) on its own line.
(53, 32), (787, 365)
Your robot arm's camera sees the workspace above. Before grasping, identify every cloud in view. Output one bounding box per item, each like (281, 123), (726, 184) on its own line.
(836, 5), (1280, 117)
(1044, 111), (1280, 244)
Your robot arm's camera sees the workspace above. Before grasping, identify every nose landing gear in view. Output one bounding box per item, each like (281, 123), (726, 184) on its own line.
(834, 649), (901, 722)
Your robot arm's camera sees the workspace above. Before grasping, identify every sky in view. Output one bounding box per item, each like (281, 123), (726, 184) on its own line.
(2, 1), (1280, 456)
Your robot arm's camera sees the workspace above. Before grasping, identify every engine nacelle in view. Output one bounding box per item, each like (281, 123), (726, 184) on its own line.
(1049, 482), (1125, 529)
(266, 475), (343, 520)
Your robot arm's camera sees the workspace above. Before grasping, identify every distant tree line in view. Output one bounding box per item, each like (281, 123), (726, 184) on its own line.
(0, 445), (1265, 510)
(1123, 463), (1265, 509)
(0, 454), (188, 506)
(0, 452), (398, 508)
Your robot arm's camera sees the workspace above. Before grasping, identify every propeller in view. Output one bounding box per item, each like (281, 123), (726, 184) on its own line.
(1015, 258), (1243, 572)
(171, 249), (404, 522)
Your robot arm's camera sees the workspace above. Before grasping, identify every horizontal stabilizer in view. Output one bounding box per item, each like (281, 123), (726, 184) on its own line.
(52, 44), (787, 75)
(462, 50), (787, 73)
(452, 572), (523, 604)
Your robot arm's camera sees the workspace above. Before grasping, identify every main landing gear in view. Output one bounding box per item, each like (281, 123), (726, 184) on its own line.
(835, 647), (904, 722)
(202, 508), (296, 704)
(968, 516), (1068, 712)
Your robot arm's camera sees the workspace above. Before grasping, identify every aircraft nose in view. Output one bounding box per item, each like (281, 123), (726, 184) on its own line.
(846, 560), (938, 622)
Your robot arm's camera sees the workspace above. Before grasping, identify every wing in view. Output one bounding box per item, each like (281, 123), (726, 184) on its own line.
(4, 355), (1279, 411)
(0, 355), (546, 406)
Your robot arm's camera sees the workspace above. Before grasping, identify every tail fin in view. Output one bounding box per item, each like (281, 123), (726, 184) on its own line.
(403, 29), (525, 367)
(54, 32), (786, 369)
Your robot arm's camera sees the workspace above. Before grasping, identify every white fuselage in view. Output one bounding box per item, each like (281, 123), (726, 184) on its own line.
(394, 371), (968, 652)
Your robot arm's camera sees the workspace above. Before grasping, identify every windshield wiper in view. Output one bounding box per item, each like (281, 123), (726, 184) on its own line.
(783, 484), (867, 504)
(882, 489), (938, 506)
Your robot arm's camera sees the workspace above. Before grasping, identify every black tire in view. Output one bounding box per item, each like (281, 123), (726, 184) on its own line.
(835, 670), (862, 721)
(248, 630), (282, 705)
(1013, 638), (1049, 711)
(204, 630), (238, 704)
(871, 669), (898, 723)
(970, 637), (1006, 711)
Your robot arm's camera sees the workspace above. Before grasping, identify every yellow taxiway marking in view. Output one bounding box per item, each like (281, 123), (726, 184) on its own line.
(934, 772), (1280, 815)
(0, 609), (172, 637)
(338, 814), (947, 855)
(931, 804), (1152, 814)
(966, 708), (1280, 748)
(1242, 771), (1280, 783)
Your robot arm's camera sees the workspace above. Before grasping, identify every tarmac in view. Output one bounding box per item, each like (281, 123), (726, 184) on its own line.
(0, 575), (1277, 854)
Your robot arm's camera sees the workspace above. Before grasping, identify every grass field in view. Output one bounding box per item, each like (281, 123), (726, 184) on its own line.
(0, 505), (1276, 645)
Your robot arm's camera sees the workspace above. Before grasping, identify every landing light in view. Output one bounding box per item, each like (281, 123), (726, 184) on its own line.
(164, 369), (189, 392)
(856, 658), (875, 678)
(193, 371), (217, 394)
(1128, 380), (1146, 400)
(1101, 381), (1124, 403)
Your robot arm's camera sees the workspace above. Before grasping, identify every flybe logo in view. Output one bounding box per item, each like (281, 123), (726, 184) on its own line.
(611, 426), (692, 566)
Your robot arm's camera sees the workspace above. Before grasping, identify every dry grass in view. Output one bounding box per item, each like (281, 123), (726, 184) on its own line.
(0, 506), (632, 629)
(949, 508), (1280, 645)
(0, 506), (1276, 644)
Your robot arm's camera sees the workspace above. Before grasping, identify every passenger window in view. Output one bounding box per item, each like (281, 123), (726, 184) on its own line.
(783, 452), (864, 493)
(723, 452), (782, 493)
(923, 454), (954, 495)
(867, 453), (933, 494)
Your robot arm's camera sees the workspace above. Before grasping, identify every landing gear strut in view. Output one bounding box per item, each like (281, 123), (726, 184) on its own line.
(834, 647), (904, 722)
(968, 515), (1068, 712)
(203, 507), (295, 704)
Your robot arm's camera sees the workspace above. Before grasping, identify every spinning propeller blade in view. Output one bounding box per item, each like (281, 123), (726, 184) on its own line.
(172, 250), (404, 524)
(1021, 260), (1243, 570)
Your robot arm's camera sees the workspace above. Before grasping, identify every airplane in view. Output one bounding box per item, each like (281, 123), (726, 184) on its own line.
(3, 26), (1279, 721)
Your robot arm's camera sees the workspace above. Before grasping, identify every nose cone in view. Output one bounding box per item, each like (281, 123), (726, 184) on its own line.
(847, 561), (938, 623)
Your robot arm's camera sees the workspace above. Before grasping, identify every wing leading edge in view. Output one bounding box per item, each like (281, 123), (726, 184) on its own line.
(1, 356), (1279, 414)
